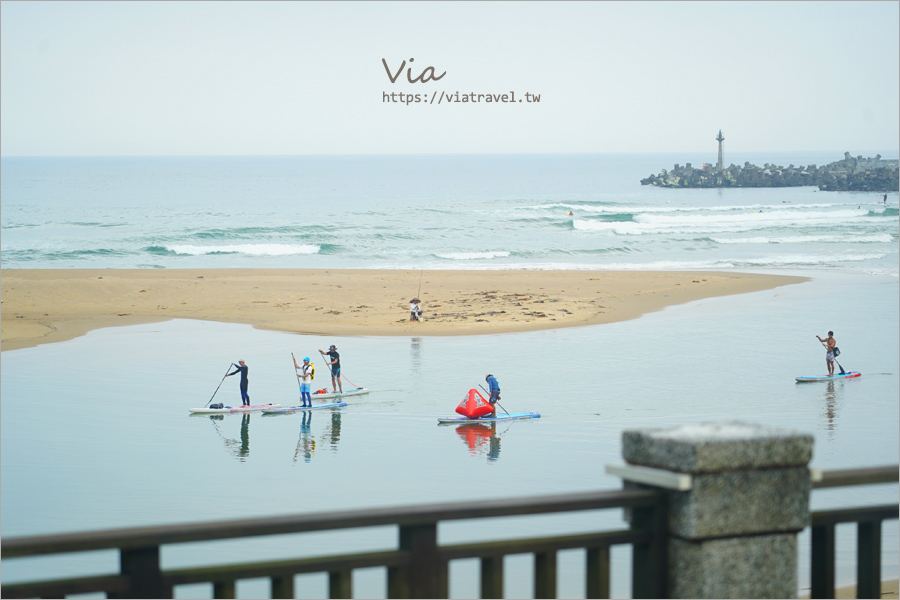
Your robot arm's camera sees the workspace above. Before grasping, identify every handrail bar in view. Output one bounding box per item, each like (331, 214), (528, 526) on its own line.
(1, 488), (659, 558)
(810, 504), (898, 527)
(812, 465), (898, 489)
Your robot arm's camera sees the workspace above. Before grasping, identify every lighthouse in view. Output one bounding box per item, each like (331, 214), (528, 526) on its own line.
(716, 129), (725, 170)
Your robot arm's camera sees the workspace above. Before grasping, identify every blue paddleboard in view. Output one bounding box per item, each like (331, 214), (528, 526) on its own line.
(438, 412), (540, 424)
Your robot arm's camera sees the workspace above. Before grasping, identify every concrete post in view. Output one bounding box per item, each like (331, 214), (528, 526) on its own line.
(611, 422), (813, 598)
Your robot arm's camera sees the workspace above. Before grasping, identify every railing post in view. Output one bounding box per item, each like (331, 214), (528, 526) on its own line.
(388, 522), (446, 599)
(272, 574), (294, 598)
(856, 520), (882, 600)
(585, 546), (610, 599)
(329, 569), (353, 599)
(481, 556), (504, 599)
(616, 422), (813, 599)
(111, 545), (171, 599)
(534, 550), (557, 599)
(810, 524), (835, 598)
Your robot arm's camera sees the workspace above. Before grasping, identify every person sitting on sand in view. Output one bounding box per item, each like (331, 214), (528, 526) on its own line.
(226, 360), (250, 406)
(319, 345), (343, 394)
(410, 298), (422, 321)
(816, 332), (837, 376)
(485, 374), (500, 416)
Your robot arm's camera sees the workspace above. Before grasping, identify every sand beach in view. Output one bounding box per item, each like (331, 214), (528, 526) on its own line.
(0, 268), (806, 351)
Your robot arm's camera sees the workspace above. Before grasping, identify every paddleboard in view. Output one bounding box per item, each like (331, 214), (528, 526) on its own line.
(310, 387), (369, 400)
(795, 372), (861, 382)
(438, 412), (541, 424)
(261, 401), (347, 415)
(189, 403), (282, 414)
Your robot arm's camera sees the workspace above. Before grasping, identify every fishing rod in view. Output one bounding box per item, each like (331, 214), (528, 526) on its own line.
(205, 364), (233, 407)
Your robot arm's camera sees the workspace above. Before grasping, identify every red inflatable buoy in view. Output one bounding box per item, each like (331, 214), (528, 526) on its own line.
(455, 389), (493, 419)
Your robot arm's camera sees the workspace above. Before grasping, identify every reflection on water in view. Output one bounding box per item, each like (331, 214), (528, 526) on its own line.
(448, 422), (503, 462)
(197, 413), (252, 462)
(821, 381), (838, 440)
(410, 337), (422, 375)
(324, 411), (342, 452)
(294, 412), (316, 464)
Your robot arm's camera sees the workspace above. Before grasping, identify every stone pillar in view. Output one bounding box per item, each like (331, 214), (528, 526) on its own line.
(615, 422), (813, 599)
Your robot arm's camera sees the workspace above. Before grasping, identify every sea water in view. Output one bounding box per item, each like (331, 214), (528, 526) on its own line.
(1, 154), (898, 598)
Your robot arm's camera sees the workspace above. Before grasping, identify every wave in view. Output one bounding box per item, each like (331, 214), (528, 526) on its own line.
(146, 243), (321, 256)
(710, 234), (896, 244)
(434, 251), (511, 260)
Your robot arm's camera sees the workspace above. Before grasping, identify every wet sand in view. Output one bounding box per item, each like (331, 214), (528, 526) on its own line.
(1, 268), (806, 350)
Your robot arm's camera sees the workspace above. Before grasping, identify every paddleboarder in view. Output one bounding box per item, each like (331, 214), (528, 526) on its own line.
(485, 374), (500, 416)
(319, 345), (343, 394)
(293, 356), (315, 407)
(816, 332), (837, 376)
(227, 360), (250, 406)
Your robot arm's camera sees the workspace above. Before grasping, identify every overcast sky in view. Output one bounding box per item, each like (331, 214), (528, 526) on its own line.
(1, 1), (898, 156)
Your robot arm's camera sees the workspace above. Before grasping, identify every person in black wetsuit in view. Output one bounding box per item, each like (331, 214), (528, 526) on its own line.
(227, 360), (250, 406)
(318, 345), (342, 394)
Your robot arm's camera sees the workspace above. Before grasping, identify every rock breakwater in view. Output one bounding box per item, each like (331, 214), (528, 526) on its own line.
(641, 152), (898, 192)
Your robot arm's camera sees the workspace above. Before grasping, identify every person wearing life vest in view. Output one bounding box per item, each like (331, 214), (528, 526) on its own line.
(293, 356), (315, 407)
(485, 374), (500, 416)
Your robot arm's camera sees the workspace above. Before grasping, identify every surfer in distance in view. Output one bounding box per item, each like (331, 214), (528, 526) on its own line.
(226, 360), (250, 406)
(815, 332), (837, 377)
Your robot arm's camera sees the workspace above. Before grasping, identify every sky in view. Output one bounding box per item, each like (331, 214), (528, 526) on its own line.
(1, 1), (898, 156)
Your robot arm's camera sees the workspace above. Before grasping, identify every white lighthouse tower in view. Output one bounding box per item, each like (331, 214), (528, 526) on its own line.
(716, 129), (725, 170)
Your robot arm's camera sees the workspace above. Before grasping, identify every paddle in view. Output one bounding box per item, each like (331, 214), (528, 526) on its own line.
(480, 384), (510, 416)
(834, 358), (847, 375)
(291, 353), (303, 399)
(205, 364), (232, 407)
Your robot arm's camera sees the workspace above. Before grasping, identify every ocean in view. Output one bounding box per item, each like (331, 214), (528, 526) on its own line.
(1, 153), (898, 598)
(1, 152), (897, 274)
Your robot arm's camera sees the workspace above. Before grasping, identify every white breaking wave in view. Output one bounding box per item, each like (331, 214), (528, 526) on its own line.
(434, 251), (511, 260)
(166, 244), (320, 256)
(711, 234), (895, 244)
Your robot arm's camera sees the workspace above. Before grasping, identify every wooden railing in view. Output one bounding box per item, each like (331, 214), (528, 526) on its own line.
(1, 488), (668, 599)
(808, 465), (899, 599)
(4, 465), (895, 599)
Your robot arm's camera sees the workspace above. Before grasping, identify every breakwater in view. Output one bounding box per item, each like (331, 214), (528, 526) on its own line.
(641, 152), (899, 191)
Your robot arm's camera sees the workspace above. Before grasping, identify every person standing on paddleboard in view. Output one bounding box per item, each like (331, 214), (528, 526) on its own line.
(485, 374), (500, 416)
(294, 356), (315, 407)
(227, 360), (250, 406)
(816, 331), (837, 376)
(319, 345), (343, 394)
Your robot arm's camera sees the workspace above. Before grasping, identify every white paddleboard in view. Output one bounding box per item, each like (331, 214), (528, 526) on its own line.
(795, 372), (861, 382)
(189, 403), (282, 414)
(310, 387), (369, 400)
(262, 401), (347, 415)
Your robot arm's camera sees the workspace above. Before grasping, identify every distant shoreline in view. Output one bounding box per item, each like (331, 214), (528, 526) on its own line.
(0, 268), (806, 351)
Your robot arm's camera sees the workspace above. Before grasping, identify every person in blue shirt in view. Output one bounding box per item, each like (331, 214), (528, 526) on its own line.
(227, 360), (250, 406)
(485, 374), (500, 416)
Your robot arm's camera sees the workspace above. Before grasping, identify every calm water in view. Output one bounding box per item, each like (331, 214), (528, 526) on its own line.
(2, 272), (897, 597)
(1, 153), (898, 597)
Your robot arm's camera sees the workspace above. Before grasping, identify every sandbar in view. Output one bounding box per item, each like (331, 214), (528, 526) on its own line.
(1, 268), (807, 351)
